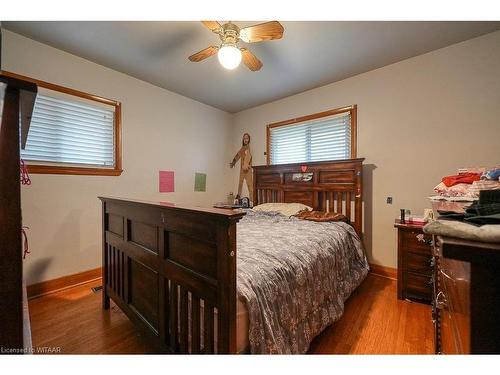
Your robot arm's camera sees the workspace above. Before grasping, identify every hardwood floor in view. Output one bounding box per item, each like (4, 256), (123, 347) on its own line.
(28, 274), (434, 354)
(28, 280), (153, 354)
(308, 274), (434, 354)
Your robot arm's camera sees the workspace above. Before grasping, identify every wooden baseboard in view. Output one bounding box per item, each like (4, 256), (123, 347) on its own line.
(369, 263), (397, 280)
(27, 267), (102, 299)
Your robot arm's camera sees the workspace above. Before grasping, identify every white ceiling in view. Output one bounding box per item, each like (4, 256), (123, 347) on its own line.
(4, 21), (500, 113)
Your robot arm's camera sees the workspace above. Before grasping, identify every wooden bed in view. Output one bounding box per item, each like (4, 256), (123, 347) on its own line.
(99, 158), (364, 354)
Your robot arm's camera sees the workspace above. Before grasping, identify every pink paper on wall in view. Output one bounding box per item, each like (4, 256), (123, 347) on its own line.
(159, 171), (175, 193)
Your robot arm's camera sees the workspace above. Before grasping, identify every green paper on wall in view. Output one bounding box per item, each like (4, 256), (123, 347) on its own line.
(194, 172), (207, 192)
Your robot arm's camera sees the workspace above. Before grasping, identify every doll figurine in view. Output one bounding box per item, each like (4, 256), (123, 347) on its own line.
(230, 133), (253, 199)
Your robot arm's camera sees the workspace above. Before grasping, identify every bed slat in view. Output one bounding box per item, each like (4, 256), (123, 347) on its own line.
(337, 192), (342, 214)
(346, 192), (351, 221)
(163, 279), (170, 345)
(179, 286), (189, 353)
(169, 282), (179, 351)
(191, 295), (201, 353)
(118, 249), (122, 297)
(111, 246), (116, 291)
(203, 301), (214, 354)
(107, 245), (111, 291)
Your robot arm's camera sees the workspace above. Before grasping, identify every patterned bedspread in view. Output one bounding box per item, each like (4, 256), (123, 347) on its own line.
(236, 210), (369, 354)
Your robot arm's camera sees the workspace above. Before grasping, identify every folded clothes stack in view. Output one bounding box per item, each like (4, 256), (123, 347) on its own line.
(438, 190), (500, 226)
(432, 166), (500, 200)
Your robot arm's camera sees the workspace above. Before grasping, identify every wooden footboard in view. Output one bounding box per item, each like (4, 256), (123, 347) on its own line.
(99, 197), (245, 353)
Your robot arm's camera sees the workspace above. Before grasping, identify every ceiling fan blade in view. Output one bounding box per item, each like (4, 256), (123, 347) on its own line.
(241, 48), (263, 71)
(201, 21), (222, 33)
(239, 21), (284, 43)
(188, 46), (219, 62)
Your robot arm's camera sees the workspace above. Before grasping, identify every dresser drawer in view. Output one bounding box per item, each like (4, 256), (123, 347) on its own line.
(440, 308), (461, 354)
(401, 230), (432, 254)
(441, 257), (470, 353)
(405, 272), (432, 301)
(405, 251), (433, 276)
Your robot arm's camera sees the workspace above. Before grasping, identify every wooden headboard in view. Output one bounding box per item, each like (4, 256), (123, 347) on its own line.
(253, 158), (364, 236)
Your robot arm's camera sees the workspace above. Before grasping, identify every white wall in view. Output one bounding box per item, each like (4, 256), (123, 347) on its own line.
(230, 30), (500, 268)
(2, 30), (234, 285)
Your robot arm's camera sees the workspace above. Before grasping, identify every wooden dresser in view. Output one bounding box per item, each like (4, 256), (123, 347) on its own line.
(429, 201), (500, 354)
(395, 220), (433, 304)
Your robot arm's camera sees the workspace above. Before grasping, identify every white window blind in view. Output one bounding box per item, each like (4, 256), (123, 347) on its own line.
(21, 94), (115, 167)
(269, 111), (352, 165)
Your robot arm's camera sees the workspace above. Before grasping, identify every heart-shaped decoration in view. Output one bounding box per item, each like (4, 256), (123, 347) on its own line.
(300, 165), (308, 173)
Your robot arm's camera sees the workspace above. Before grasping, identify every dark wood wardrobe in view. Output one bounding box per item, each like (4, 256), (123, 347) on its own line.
(0, 72), (37, 352)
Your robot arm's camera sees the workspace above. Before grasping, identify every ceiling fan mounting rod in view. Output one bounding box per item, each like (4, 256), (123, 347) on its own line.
(219, 22), (240, 45)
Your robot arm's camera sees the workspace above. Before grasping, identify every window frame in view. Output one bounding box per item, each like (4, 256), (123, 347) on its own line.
(1, 70), (122, 176)
(266, 105), (357, 165)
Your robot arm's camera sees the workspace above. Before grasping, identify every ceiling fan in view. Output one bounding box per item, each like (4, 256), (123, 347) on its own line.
(188, 21), (284, 71)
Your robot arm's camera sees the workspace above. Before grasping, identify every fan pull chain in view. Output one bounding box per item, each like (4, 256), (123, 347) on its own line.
(20, 159), (31, 185)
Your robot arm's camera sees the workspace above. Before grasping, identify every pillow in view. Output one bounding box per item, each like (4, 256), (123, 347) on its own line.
(295, 210), (348, 223)
(252, 203), (312, 217)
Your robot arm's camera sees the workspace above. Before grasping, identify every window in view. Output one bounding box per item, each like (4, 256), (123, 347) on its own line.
(267, 105), (356, 165)
(4, 71), (122, 176)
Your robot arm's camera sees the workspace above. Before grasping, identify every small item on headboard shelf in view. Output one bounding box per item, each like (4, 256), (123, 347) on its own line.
(326, 199), (330, 213)
(292, 172), (313, 182)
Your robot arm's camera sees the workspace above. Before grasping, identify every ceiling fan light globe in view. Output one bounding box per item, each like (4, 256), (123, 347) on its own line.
(217, 45), (242, 70)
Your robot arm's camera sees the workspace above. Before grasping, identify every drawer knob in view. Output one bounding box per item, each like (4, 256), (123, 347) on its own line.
(416, 233), (433, 246)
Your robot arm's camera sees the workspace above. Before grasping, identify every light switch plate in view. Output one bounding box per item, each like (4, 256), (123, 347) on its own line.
(386, 197), (393, 204)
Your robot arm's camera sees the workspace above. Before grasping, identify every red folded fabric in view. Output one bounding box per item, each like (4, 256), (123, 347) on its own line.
(442, 172), (480, 187)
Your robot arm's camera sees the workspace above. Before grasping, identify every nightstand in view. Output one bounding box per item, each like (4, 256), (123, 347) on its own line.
(394, 219), (433, 304)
